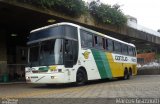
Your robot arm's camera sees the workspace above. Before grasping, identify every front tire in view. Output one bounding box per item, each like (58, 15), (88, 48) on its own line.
(76, 69), (87, 86)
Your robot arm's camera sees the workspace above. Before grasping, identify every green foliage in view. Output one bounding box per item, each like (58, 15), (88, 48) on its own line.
(89, 1), (127, 25)
(19, 0), (87, 17)
(18, 0), (127, 26)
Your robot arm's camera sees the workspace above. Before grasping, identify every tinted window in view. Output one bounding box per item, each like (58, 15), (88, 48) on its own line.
(133, 47), (136, 56)
(102, 38), (105, 49)
(40, 39), (63, 65)
(122, 44), (128, 55)
(29, 44), (39, 66)
(94, 36), (103, 49)
(107, 39), (113, 51)
(114, 41), (122, 53)
(72, 41), (78, 64)
(80, 30), (93, 47)
(29, 25), (78, 44)
(128, 46), (134, 56)
(64, 40), (78, 65)
(28, 39), (64, 67)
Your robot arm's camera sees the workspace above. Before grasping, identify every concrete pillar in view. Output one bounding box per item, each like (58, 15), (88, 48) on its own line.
(0, 29), (7, 75)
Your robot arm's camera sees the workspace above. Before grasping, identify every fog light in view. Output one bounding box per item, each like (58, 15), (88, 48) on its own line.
(26, 76), (30, 79)
(51, 76), (54, 79)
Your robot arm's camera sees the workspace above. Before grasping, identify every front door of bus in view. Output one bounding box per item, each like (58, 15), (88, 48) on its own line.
(64, 39), (78, 81)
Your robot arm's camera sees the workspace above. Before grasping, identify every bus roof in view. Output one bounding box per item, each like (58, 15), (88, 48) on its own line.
(31, 22), (80, 33)
(31, 22), (135, 47)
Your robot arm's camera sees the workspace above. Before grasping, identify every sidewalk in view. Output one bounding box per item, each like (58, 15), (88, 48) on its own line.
(0, 81), (26, 85)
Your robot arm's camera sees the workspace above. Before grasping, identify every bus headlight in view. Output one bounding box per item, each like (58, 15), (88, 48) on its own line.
(26, 76), (30, 80)
(25, 67), (32, 73)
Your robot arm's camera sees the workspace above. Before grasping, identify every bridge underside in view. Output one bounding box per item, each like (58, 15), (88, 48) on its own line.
(0, 1), (159, 49)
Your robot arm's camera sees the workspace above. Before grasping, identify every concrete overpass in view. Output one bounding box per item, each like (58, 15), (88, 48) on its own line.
(0, 0), (160, 49)
(0, 0), (160, 81)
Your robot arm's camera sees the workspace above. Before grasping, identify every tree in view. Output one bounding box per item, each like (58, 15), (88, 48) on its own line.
(89, 1), (127, 25)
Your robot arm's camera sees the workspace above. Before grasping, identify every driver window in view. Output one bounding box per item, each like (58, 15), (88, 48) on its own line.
(64, 40), (73, 60)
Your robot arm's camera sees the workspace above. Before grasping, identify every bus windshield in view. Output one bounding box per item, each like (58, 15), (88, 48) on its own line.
(28, 39), (63, 67)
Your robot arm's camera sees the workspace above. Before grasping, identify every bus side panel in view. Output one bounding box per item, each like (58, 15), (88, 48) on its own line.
(82, 49), (137, 80)
(106, 53), (124, 78)
(132, 64), (137, 75)
(80, 49), (101, 80)
(91, 49), (112, 79)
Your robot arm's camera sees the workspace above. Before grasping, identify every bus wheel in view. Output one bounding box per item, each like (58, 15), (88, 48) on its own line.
(129, 69), (132, 77)
(123, 69), (129, 80)
(76, 69), (87, 86)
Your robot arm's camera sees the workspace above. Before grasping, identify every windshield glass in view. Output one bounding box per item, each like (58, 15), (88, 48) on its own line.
(29, 43), (39, 67)
(28, 39), (63, 67)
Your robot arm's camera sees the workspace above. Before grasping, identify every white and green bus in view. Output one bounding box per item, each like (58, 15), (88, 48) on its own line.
(25, 22), (137, 85)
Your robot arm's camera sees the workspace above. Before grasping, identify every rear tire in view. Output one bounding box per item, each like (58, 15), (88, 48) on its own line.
(76, 69), (87, 86)
(123, 69), (130, 80)
(129, 69), (132, 78)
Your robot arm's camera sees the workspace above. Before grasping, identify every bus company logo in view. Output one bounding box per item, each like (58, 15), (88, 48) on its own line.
(49, 66), (57, 71)
(115, 55), (128, 61)
(82, 51), (90, 59)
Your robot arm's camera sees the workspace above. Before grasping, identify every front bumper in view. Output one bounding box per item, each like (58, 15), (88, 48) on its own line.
(26, 73), (68, 84)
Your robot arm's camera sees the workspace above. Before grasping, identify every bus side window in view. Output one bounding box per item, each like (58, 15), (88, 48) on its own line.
(107, 39), (113, 52)
(64, 40), (78, 65)
(128, 46), (134, 56)
(106, 39), (108, 50)
(72, 41), (78, 64)
(94, 36), (104, 49)
(98, 36), (103, 49)
(64, 40), (73, 59)
(80, 30), (93, 48)
(87, 34), (93, 48)
(102, 38), (105, 49)
(114, 41), (121, 53)
(122, 44), (128, 55)
(94, 36), (98, 47)
(133, 47), (136, 56)
(80, 30), (85, 47)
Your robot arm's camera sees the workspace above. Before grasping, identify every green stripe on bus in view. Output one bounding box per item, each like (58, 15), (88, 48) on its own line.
(99, 52), (112, 78)
(91, 49), (107, 79)
(91, 49), (112, 79)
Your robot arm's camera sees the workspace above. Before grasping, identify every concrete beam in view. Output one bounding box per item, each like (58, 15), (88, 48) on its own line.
(1, 0), (160, 45)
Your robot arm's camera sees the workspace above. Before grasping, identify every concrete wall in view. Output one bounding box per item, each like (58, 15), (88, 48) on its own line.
(0, 30), (7, 74)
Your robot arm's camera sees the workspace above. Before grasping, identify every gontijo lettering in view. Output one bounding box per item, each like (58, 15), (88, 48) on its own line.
(115, 55), (128, 61)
